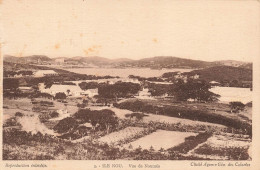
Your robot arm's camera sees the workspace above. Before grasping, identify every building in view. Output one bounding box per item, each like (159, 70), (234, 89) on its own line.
(190, 74), (200, 79)
(85, 88), (98, 98)
(38, 83), (98, 97)
(34, 70), (58, 77)
(18, 86), (34, 93)
(136, 88), (153, 99)
(209, 81), (221, 86)
(44, 84), (85, 97)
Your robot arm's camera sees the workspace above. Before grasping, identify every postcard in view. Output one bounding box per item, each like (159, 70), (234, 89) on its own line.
(1, 0), (259, 169)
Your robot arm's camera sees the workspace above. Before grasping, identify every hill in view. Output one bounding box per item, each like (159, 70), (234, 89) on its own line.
(186, 66), (252, 82)
(134, 56), (214, 68)
(4, 55), (251, 69)
(213, 60), (252, 69)
(4, 55), (52, 64)
(184, 66), (252, 88)
(116, 56), (251, 69)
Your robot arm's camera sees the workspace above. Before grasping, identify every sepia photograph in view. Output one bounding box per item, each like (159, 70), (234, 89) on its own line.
(1, 0), (259, 169)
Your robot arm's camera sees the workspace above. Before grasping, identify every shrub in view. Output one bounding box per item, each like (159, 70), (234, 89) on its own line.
(169, 132), (212, 154)
(3, 117), (20, 127)
(53, 117), (79, 133)
(77, 103), (86, 108)
(229, 102), (245, 113)
(194, 144), (250, 160)
(54, 92), (66, 100)
(15, 112), (24, 117)
(38, 113), (52, 122)
(74, 109), (118, 132)
(40, 101), (54, 106)
(50, 111), (59, 118)
(125, 112), (148, 120)
(246, 101), (252, 107)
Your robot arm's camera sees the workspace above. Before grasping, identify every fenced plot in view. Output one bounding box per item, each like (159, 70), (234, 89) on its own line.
(124, 130), (197, 150)
(98, 127), (146, 145)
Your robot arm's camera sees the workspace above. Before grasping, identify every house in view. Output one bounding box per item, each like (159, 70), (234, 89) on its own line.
(190, 74), (200, 79)
(18, 86), (34, 93)
(34, 70), (58, 77)
(14, 74), (23, 78)
(85, 88), (98, 98)
(209, 81), (221, 86)
(39, 84), (98, 97)
(40, 84), (84, 97)
(136, 88), (153, 99)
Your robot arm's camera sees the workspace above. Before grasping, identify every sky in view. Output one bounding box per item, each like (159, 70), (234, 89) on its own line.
(1, 0), (259, 62)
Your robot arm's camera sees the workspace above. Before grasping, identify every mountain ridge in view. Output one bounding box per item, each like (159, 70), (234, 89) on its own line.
(3, 55), (252, 69)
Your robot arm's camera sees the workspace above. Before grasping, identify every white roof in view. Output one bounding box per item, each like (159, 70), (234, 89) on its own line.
(86, 88), (98, 93)
(19, 87), (32, 90)
(83, 122), (93, 128)
(210, 81), (220, 84)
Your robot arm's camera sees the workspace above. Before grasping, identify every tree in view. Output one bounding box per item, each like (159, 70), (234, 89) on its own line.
(44, 80), (53, 89)
(53, 117), (78, 133)
(74, 109), (118, 133)
(98, 82), (141, 99)
(50, 111), (59, 118)
(171, 79), (219, 102)
(3, 78), (19, 91)
(147, 83), (171, 96)
(79, 82), (99, 90)
(55, 92), (66, 99)
(229, 102), (245, 113)
(15, 112), (24, 117)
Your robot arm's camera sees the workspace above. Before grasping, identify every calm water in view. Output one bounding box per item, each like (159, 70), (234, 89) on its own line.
(210, 87), (252, 104)
(65, 68), (194, 78)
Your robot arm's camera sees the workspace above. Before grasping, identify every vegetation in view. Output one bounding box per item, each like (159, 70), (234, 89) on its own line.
(53, 117), (78, 134)
(194, 144), (249, 160)
(169, 132), (212, 154)
(229, 102), (246, 113)
(52, 109), (118, 139)
(125, 112), (149, 120)
(3, 59), (252, 160)
(114, 100), (251, 135)
(50, 111), (59, 118)
(186, 66), (252, 88)
(3, 78), (19, 91)
(79, 82), (100, 90)
(147, 83), (172, 96)
(98, 82), (141, 99)
(15, 112), (24, 117)
(1, 129), (216, 160)
(128, 75), (164, 82)
(55, 92), (67, 99)
(171, 79), (220, 102)
(74, 109), (118, 132)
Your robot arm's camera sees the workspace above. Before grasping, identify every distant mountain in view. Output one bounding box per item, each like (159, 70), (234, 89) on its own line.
(64, 56), (112, 66)
(213, 60), (251, 68)
(3, 55), (20, 63)
(130, 56), (215, 69)
(4, 55), (52, 64)
(113, 58), (134, 63)
(4, 55), (252, 70)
